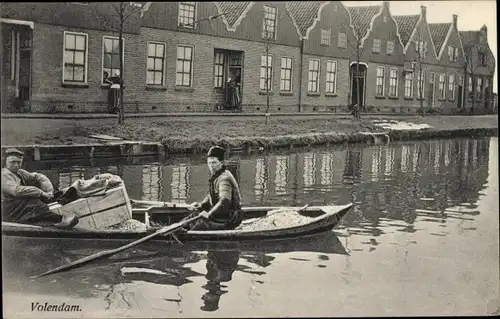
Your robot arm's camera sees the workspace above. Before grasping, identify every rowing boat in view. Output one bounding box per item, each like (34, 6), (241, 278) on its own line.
(1, 199), (353, 242)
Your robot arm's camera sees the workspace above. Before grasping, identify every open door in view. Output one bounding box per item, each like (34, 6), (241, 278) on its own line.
(213, 49), (243, 111)
(350, 63), (366, 108)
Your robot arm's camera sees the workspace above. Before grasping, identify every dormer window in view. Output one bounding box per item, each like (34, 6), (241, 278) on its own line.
(415, 40), (427, 59)
(178, 2), (196, 28)
(372, 39), (381, 53)
(321, 29), (331, 46)
(262, 5), (277, 39)
(448, 46), (458, 62)
(386, 41), (394, 55)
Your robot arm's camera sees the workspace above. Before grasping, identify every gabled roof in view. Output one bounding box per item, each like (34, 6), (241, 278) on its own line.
(345, 5), (381, 39)
(285, 1), (326, 39)
(214, 1), (252, 31)
(428, 22), (451, 55)
(459, 30), (479, 48)
(393, 15), (419, 47)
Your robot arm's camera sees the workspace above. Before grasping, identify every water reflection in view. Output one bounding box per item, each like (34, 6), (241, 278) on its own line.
(24, 138), (491, 238)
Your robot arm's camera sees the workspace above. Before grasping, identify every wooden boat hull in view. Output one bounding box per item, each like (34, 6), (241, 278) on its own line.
(1, 204), (353, 242)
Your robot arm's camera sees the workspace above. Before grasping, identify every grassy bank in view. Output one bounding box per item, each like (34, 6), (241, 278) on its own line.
(1, 115), (498, 153)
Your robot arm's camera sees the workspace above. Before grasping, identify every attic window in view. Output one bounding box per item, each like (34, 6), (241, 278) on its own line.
(448, 46), (458, 62)
(479, 51), (487, 66)
(321, 29), (331, 46)
(386, 41), (394, 55)
(263, 5), (277, 39)
(415, 40), (427, 59)
(383, 16), (388, 23)
(372, 39), (381, 53)
(178, 2), (196, 28)
(338, 32), (347, 48)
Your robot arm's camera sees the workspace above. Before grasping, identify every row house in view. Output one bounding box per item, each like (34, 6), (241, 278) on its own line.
(0, 1), (495, 114)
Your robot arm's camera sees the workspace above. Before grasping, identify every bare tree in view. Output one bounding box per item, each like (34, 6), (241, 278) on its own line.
(413, 30), (427, 116)
(340, 18), (365, 120)
(462, 41), (481, 113)
(94, 2), (147, 125)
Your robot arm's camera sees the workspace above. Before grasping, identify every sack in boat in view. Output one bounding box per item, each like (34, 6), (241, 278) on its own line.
(235, 208), (312, 231)
(106, 219), (147, 231)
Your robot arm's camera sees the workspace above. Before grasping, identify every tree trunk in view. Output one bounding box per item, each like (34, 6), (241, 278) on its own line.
(471, 74), (475, 114)
(355, 47), (361, 120)
(265, 42), (270, 125)
(419, 61), (424, 116)
(118, 9), (125, 125)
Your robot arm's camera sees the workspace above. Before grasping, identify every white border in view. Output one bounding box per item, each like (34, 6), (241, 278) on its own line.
(0, 18), (34, 29)
(176, 44), (195, 87)
(101, 36), (125, 84)
(62, 31), (89, 85)
(145, 41), (167, 86)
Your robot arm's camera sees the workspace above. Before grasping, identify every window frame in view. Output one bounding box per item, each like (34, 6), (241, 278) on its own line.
(101, 36), (124, 85)
(213, 51), (225, 89)
(280, 56), (293, 92)
(307, 58), (320, 93)
(438, 73), (446, 99)
(262, 5), (278, 40)
(338, 32), (347, 48)
(389, 67), (398, 98)
(178, 2), (197, 29)
(416, 70), (425, 99)
(146, 41), (166, 86)
(62, 31), (89, 85)
(320, 29), (331, 46)
(175, 44), (195, 87)
(448, 74), (455, 100)
(260, 54), (273, 91)
(372, 39), (381, 53)
(325, 60), (337, 94)
(404, 71), (414, 98)
(375, 66), (385, 97)
(386, 40), (394, 55)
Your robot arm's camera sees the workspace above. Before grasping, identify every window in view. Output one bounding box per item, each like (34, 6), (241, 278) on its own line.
(448, 74), (455, 100)
(438, 74), (446, 99)
(63, 32), (87, 83)
(389, 68), (398, 97)
(376, 66), (385, 96)
(308, 59), (320, 93)
(479, 51), (487, 66)
(280, 57), (292, 92)
(468, 75), (473, 93)
(321, 29), (331, 46)
(146, 42), (165, 86)
(404, 71), (414, 98)
(260, 55), (272, 90)
(386, 41), (394, 55)
(102, 36), (123, 84)
(214, 51), (225, 88)
(338, 32), (347, 48)
(448, 46), (458, 62)
(263, 5), (277, 39)
(178, 2), (196, 28)
(325, 60), (337, 94)
(373, 39), (381, 53)
(176, 45), (193, 87)
(417, 71), (425, 99)
(415, 40), (427, 58)
(476, 76), (482, 99)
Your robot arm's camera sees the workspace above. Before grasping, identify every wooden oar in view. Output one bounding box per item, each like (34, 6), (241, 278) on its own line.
(31, 213), (203, 279)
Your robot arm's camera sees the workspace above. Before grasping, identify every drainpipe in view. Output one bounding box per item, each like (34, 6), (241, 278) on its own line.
(298, 38), (304, 112)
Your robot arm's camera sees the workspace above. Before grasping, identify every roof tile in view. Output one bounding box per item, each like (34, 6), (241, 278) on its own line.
(428, 23), (451, 54)
(215, 2), (251, 27)
(393, 15), (420, 47)
(345, 5), (381, 39)
(286, 1), (325, 37)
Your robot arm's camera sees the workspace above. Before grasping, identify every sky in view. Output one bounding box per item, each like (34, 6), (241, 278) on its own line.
(346, 0), (497, 92)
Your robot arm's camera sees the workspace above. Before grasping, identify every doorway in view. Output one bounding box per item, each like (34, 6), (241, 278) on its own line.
(213, 49), (244, 110)
(350, 63), (366, 107)
(1, 22), (32, 113)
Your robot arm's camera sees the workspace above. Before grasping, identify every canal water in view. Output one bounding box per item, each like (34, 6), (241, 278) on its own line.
(2, 137), (499, 317)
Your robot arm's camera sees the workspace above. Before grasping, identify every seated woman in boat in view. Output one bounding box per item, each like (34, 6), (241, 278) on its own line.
(186, 146), (243, 231)
(1, 148), (79, 229)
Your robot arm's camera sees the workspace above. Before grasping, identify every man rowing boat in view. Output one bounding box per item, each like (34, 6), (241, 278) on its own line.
(1, 148), (79, 229)
(185, 146), (243, 231)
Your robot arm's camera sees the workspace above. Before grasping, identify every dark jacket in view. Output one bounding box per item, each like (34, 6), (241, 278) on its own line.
(201, 167), (242, 225)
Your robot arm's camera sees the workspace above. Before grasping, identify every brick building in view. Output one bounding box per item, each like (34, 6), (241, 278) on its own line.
(0, 1), (495, 114)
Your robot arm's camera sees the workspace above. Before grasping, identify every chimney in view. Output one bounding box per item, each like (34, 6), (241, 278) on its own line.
(383, 1), (390, 9)
(452, 14), (458, 29)
(481, 24), (487, 36)
(420, 5), (426, 20)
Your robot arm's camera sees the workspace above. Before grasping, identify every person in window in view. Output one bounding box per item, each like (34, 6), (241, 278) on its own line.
(185, 146), (243, 231)
(1, 148), (79, 229)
